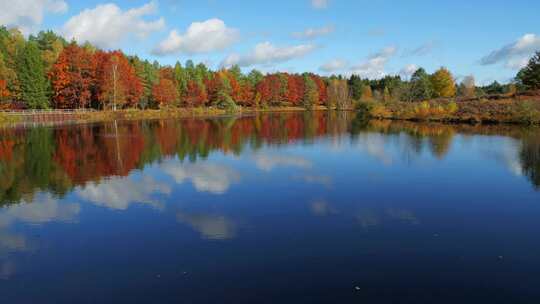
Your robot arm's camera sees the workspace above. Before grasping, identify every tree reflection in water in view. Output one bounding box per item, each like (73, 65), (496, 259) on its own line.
(0, 112), (539, 209)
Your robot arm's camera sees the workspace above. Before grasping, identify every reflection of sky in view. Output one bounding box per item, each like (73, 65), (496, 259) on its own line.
(76, 174), (171, 210)
(0, 193), (80, 279)
(161, 160), (241, 195)
(176, 212), (236, 240)
(479, 136), (523, 176)
(2, 123), (540, 301)
(0, 193), (80, 227)
(253, 153), (312, 171)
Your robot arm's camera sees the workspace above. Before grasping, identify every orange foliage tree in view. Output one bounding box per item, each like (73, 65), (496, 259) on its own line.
(185, 81), (208, 107)
(49, 43), (95, 109)
(311, 74), (327, 105)
(152, 79), (178, 107)
(93, 51), (142, 110)
(0, 79), (10, 102)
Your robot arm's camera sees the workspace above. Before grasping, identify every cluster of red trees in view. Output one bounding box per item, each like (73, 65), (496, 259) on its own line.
(49, 45), (142, 109)
(45, 43), (330, 110)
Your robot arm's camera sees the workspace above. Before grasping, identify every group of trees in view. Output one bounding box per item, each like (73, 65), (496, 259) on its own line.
(1, 26), (539, 110)
(0, 27), (347, 110)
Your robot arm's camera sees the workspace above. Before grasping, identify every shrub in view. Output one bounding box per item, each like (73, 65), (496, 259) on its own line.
(216, 93), (239, 112)
(517, 101), (540, 124)
(446, 101), (458, 114)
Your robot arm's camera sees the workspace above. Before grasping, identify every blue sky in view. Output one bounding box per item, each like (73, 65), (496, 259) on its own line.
(2, 0), (540, 84)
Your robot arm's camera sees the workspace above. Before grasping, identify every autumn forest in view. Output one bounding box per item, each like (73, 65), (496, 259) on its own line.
(2, 27), (539, 113)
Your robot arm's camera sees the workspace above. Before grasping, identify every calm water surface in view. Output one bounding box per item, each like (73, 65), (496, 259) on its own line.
(1, 112), (540, 303)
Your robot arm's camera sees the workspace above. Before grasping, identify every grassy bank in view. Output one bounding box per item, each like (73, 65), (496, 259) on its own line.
(0, 106), (330, 126)
(75, 106), (328, 123)
(357, 98), (540, 125)
(0, 112), (21, 124)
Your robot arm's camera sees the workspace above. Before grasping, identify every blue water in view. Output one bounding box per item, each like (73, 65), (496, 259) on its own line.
(0, 113), (539, 303)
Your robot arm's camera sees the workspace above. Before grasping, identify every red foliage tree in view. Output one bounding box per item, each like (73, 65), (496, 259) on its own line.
(227, 72), (242, 102)
(185, 81), (208, 107)
(0, 79), (10, 107)
(256, 74), (283, 105)
(152, 79), (178, 107)
(49, 43), (95, 109)
(93, 51), (142, 109)
(159, 67), (175, 81)
(204, 73), (221, 103)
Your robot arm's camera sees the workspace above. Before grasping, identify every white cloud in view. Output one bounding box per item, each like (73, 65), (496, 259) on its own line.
(76, 175), (171, 210)
(319, 58), (348, 72)
(152, 18), (239, 56)
(161, 161), (241, 195)
(311, 0), (329, 9)
(253, 153), (312, 171)
(0, 0), (68, 34)
(399, 64), (419, 79)
(292, 25), (334, 39)
(506, 57), (531, 70)
(221, 42), (316, 68)
(61, 1), (165, 49)
(480, 33), (540, 69)
(350, 46), (397, 79)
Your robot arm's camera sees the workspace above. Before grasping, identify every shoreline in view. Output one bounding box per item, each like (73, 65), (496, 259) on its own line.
(2, 98), (540, 127)
(358, 98), (540, 125)
(0, 106), (331, 127)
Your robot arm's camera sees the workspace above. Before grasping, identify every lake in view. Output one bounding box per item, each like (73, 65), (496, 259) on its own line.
(1, 112), (539, 303)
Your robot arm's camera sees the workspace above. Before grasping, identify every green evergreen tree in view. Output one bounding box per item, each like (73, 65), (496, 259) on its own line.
(516, 52), (540, 90)
(483, 81), (504, 95)
(303, 75), (319, 110)
(174, 61), (188, 99)
(247, 69), (264, 87)
(409, 68), (433, 101)
(17, 42), (49, 108)
(348, 74), (364, 100)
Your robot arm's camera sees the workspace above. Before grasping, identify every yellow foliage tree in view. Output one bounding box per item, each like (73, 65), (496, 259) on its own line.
(360, 85), (373, 101)
(431, 67), (456, 98)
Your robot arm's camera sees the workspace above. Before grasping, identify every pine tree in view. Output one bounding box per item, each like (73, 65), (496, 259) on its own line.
(303, 75), (319, 110)
(516, 52), (540, 90)
(174, 61), (187, 101)
(348, 75), (364, 100)
(17, 42), (49, 108)
(409, 68), (433, 101)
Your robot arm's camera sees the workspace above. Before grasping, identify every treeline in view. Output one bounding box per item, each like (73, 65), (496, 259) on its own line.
(1, 27), (539, 111)
(0, 27), (346, 110)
